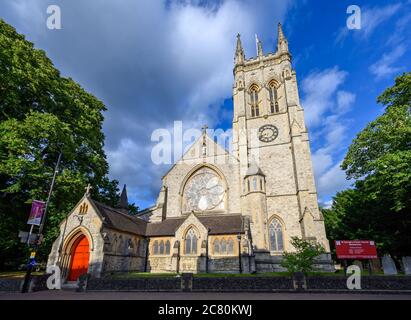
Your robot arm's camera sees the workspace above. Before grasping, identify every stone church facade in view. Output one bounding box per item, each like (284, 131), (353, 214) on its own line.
(47, 24), (332, 280)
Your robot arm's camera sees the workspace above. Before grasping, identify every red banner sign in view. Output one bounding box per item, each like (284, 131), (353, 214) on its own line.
(27, 200), (45, 226)
(335, 240), (378, 259)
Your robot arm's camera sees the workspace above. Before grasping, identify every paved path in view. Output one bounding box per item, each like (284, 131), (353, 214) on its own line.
(1, 291), (411, 300)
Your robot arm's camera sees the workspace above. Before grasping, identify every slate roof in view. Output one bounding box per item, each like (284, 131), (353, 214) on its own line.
(145, 214), (244, 237)
(146, 217), (186, 236)
(198, 215), (244, 235)
(90, 198), (244, 237)
(91, 199), (147, 235)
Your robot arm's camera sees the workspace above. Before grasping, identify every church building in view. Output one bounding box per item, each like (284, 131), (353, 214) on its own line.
(47, 23), (332, 281)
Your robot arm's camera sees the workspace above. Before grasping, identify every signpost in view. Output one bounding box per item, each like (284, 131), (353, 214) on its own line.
(335, 240), (378, 275)
(21, 151), (62, 293)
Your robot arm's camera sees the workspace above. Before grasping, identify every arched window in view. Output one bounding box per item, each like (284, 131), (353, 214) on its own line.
(260, 178), (263, 190)
(125, 238), (133, 255)
(213, 239), (220, 255)
(159, 240), (165, 255)
(247, 179), (250, 192)
(250, 85), (259, 117)
(221, 239), (227, 254)
(165, 240), (171, 255)
(269, 82), (279, 113)
(153, 240), (159, 255)
(117, 235), (123, 252)
(253, 177), (257, 191)
(111, 235), (118, 252)
(269, 218), (284, 252)
(134, 239), (140, 254)
(228, 239), (234, 255)
(185, 229), (198, 255)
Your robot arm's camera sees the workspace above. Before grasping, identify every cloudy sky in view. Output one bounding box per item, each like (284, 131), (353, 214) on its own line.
(1, 0), (410, 209)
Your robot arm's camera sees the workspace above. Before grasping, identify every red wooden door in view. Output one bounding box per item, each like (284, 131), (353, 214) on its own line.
(68, 236), (90, 281)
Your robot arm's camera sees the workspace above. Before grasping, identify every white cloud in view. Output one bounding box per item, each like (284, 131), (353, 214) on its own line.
(335, 3), (402, 43)
(301, 67), (355, 200)
(369, 45), (406, 79)
(316, 162), (352, 197)
(301, 67), (348, 128)
(0, 0), (294, 206)
(361, 3), (401, 38)
(337, 91), (356, 115)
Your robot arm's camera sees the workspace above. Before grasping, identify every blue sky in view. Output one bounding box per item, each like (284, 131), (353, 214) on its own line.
(1, 0), (410, 209)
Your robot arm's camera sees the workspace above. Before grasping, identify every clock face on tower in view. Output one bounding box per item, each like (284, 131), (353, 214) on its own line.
(183, 168), (226, 213)
(258, 125), (279, 142)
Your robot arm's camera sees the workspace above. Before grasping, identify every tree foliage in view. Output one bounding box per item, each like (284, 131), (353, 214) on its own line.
(0, 19), (121, 269)
(323, 72), (411, 257)
(281, 237), (326, 274)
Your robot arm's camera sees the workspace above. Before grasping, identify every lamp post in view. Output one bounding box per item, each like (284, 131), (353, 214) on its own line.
(21, 150), (62, 293)
(237, 234), (242, 274)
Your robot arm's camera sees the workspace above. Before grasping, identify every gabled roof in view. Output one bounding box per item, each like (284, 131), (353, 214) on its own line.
(74, 197), (244, 237)
(198, 214), (244, 235)
(146, 217), (186, 237)
(161, 132), (239, 180)
(90, 199), (147, 235)
(145, 214), (245, 237)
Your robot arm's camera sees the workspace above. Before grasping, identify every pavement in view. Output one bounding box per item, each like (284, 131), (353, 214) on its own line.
(1, 291), (411, 300)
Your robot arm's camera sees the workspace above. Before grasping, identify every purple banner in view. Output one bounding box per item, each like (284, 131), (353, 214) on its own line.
(27, 200), (45, 226)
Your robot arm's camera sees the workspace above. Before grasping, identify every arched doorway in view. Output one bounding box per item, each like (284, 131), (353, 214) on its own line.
(68, 235), (90, 281)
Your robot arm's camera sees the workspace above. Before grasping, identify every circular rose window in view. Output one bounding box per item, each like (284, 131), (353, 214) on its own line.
(183, 168), (225, 212)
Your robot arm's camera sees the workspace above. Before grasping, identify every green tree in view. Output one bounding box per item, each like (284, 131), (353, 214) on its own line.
(0, 19), (122, 269)
(323, 72), (411, 257)
(281, 237), (326, 274)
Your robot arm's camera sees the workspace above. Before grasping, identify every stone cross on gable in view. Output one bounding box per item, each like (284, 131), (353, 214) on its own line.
(201, 124), (208, 135)
(85, 184), (92, 197)
(201, 124), (208, 157)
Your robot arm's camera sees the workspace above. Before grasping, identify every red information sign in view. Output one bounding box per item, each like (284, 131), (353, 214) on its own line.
(335, 240), (378, 259)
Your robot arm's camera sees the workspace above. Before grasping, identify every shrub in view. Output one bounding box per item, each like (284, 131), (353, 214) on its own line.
(281, 237), (326, 274)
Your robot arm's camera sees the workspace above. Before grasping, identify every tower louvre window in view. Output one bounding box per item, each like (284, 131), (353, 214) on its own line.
(250, 85), (259, 117)
(269, 82), (279, 113)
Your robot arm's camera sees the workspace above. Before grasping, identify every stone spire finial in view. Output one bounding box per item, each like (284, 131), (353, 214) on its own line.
(118, 184), (128, 210)
(201, 124), (208, 157)
(277, 22), (289, 54)
(201, 124), (208, 136)
(235, 33), (245, 65)
(257, 39), (263, 57)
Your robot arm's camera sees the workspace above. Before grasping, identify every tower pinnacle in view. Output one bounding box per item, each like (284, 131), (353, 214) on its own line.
(235, 33), (245, 65)
(277, 22), (289, 55)
(117, 184), (128, 211)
